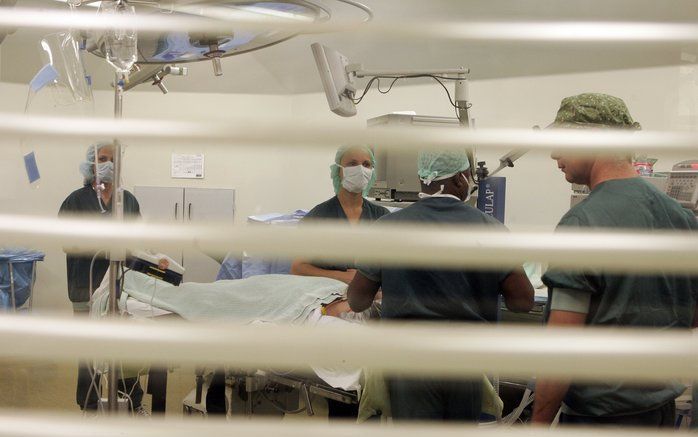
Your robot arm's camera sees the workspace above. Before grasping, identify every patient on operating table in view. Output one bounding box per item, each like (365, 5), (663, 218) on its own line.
(92, 269), (381, 326)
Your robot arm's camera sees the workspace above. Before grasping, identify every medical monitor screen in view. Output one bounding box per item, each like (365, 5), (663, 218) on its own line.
(311, 43), (357, 117)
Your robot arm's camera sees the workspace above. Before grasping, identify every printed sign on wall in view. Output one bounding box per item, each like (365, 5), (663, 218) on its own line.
(172, 154), (204, 179)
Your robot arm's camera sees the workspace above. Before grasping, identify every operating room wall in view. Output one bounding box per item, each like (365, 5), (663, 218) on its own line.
(115, 91), (336, 218)
(0, 82), (334, 313)
(290, 64), (698, 231)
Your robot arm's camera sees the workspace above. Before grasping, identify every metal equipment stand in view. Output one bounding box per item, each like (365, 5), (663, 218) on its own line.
(28, 261), (36, 310)
(264, 373), (358, 416)
(8, 263), (15, 311)
(148, 367), (168, 413)
(5, 260), (39, 312)
(107, 72), (126, 413)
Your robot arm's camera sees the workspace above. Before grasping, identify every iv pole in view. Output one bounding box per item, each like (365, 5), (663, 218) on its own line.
(107, 72), (126, 413)
(99, 1), (185, 413)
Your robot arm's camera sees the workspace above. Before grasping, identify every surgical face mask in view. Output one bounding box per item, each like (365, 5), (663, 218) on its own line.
(462, 173), (473, 203)
(96, 161), (114, 184)
(341, 165), (373, 194)
(418, 172), (472, 201)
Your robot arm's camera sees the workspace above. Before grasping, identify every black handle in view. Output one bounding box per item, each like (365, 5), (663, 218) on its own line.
(188, 203), (192, 220)
(174, 203), (179, 220)
(195, 375), (203, 404)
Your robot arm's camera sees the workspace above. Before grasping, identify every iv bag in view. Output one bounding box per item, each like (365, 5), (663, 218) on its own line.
(99, 0), (138, 75)
(33, 31), (94, 108)
(22, 31), (95, 190)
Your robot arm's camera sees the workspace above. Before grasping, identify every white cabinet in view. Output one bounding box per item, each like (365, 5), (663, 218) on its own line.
(134, 186), (185, 222)
(134, 186), (235, 283)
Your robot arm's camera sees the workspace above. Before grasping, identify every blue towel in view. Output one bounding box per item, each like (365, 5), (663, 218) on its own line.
(216, 210), (308, 280)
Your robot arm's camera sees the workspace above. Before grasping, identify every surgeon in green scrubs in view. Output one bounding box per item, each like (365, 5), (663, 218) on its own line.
(348, 149), (534, 421)
(532, 93), (698, 427)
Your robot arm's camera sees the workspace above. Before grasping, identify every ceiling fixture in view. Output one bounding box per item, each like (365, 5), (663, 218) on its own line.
(76, 0), (371, 77)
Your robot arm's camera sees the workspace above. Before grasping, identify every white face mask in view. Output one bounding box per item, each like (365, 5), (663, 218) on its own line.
(341, 165), (373, 194)
(96, 161), (114, 184)
(419, 172), (472, 202)
(462, 173), (472, 203)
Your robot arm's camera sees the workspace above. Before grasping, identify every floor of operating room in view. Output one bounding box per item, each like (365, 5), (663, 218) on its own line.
(0, 359), (329, 419)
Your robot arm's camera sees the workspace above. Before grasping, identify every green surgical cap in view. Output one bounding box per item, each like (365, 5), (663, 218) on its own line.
(548, 93), (641, 130)
(330, 145), (377, 196)
(417, 150), (470, 185)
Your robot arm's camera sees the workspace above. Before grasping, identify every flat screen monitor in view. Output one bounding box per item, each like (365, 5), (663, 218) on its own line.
(311, 42), (357, 117)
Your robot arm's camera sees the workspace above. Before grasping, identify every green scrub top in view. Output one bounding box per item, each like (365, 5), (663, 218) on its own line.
(358, 197), (510, 322)
(543, 177), (698, 416)
(301, 196), (390, 271)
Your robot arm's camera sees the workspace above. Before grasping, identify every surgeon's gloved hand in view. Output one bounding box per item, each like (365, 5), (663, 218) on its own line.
(366, 300), (381, 319)
(338, 301), (381, 324)
(338, 310), (366, 324)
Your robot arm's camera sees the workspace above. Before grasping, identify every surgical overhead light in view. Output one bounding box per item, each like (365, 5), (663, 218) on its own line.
(52, 0), (102, 7)
(79, 0), (371, 80)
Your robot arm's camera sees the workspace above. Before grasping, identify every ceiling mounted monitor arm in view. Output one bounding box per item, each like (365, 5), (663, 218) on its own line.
(349, 64), (475, 182)
(348, 65), (471, 125)
(312, 43), (471, 120)
(454, 75), (470, 128)
(349, 67), (470, 77)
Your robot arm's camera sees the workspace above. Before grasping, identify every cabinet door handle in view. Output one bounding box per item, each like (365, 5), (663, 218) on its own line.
(188, 203), (192, 220)
(174, 203), (179, 220)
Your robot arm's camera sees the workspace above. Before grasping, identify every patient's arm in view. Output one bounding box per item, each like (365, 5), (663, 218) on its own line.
(290, 260), (356, 284)
(347, 273), (381, 313)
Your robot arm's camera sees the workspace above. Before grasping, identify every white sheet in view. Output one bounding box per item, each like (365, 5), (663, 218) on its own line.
(121, 297), (172, 319)
(91, 269), (363, 392)
(306, 308), (363, 393)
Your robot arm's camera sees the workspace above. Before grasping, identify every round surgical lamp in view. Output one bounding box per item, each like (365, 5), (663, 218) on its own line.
(83, 0), (370, 77)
